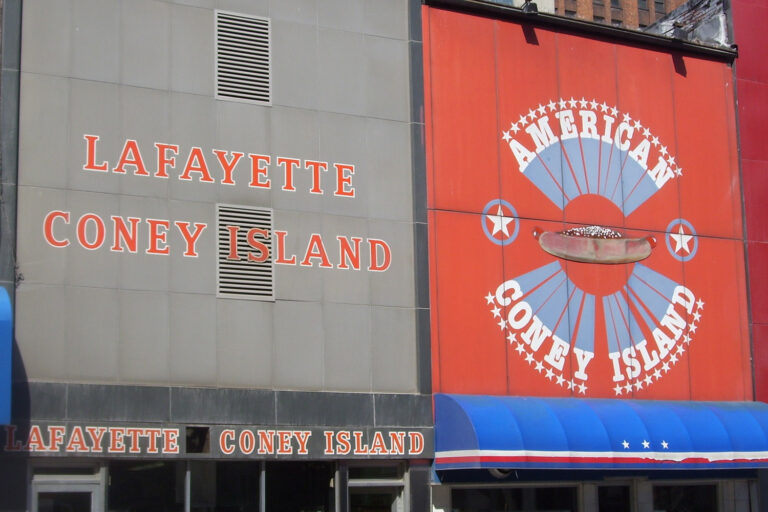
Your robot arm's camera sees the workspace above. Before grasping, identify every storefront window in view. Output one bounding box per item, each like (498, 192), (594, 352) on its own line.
(598, 485), (631, 512)
(190, 461), (261, 512)
(452, 487), (578, 512)
(108, 461), (184, 512)
(265, 461), (334, 512)
(349, 465), (401, 480)
(653, 484), (717, 512)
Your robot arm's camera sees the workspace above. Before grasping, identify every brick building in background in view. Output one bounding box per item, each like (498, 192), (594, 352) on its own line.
(554, 0), (686, 28)
(487, 0), (688, 28)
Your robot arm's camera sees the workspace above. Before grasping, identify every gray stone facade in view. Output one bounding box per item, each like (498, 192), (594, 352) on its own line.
(13, 0), (427, 398)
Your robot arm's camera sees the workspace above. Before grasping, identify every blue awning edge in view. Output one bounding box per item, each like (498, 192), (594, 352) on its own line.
(434, 394), (768, 470)
(0, 287), (11, 425)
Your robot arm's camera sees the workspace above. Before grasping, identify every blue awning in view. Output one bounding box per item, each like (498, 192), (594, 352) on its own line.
(0, 287), (11, 425)
(434, 394), (768, 470)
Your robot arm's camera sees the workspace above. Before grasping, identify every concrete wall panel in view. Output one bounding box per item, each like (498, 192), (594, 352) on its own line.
(71, 0), (120, 83)
(118, 290), (171, 384)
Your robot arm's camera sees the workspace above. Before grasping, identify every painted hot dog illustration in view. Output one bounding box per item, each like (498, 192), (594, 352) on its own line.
(533, 225), (655, 264)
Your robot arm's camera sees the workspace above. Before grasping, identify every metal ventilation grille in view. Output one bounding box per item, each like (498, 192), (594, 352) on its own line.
(215, 11), (271, 104)
(217, 204), (274, 301)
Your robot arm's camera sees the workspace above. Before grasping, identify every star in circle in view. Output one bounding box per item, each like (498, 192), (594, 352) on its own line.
(481, 199), (520, 246)
(489, 205), (515, 237)
(670, 225), (693, 254)
(665, 218), (698, 262)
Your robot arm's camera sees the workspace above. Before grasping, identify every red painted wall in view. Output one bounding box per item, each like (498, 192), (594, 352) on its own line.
(732, 0), (768, 400)
(424, 7), (751, 400)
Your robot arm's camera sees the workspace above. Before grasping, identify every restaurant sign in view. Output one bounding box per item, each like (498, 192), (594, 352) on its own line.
(1, 423), (432, 459)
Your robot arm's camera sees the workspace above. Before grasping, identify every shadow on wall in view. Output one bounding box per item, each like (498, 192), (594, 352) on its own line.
(0, 338), (30, 512)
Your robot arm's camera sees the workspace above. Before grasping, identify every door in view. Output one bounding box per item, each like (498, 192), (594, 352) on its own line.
(31, 469), (105, 512)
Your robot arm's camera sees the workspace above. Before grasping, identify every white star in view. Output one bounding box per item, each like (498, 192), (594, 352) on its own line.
(600, 102), (608, 112)
(661, 440), (669, 449)
(622, 440), (630, 449)
(515, 342), (526, 354)
(487, 205), (515, 238)
(644, 374), (653, 386)
(518, 114), (527, 125)
(547, 100), (557, 111)
(535, 361), (545, 373)
(589, 99), (598, 109)
(485, 293), (495, 305)
(693, 311), (701, 322)
(502, 130), (512, 143)
(568, 97), (577, 108)
(567, 380), (575, 390)
(610, 106), (618, 116)
(675, 167), (683, 177)
(624, 382), (633, 393)
(614, 384), (624, 396)
(669, 353), (678, 364)
(653, 369), (662, 380)
(497, 318), (507, 330)
(683, 334), (691, 345)
(697, 298), (705, 309)
(651, 136), (659, 146)
(670, 225), (693, 254)
(633, 119), (642, 130)
(634, 380), (643, 390)
(642, 127), (651, 137)
(642, 440), (650, 449)
(559, 98), (568, 109)
(537, 104), (547, 115)
(667, 155), (676, 166)
(511, 122), (520, 134)
(546, 368), (555, 380)
(556, 374), (565, 386)
(622, 113), (631, 123)
(491, 306), (501, 318)
(579, 98), (588, 108)
(662, 362), (670, 373)
(660, 145), (668, 156)
(578, 383), (587, 394)
(676, 345), (685, 356)
(527, 109), (537, 121)
(525, 352), (535, 365)
(690, 323), (698, 333)
(507, 332), (518, 344)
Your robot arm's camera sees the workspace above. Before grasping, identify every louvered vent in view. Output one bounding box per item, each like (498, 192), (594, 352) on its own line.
(215, 11), (271, 104)
(217, 204), (274, 301)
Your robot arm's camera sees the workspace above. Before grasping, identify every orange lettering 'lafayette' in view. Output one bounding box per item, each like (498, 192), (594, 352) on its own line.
(3, 424), (179, 454)
(83, 135), (356, 197)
